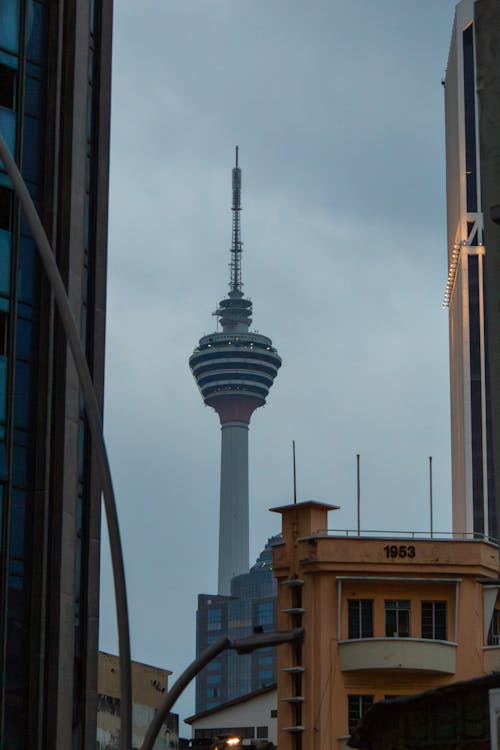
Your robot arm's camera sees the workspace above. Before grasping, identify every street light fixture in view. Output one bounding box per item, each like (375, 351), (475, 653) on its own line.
(213, 738), (241, 749)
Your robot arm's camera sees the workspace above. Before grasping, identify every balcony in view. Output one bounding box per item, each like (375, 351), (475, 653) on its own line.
(338, 638), (456, 674)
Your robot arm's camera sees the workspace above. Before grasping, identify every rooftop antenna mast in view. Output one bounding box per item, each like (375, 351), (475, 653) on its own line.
(230, 145), (242, 294)
(293, 440), (297, 504)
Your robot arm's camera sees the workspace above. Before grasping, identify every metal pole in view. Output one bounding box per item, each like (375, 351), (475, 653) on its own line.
(293, 440), (297, 504)
(357, 454), (360, 535)
(141, 637), (231, 750)
(429, 456), (433, 538)
(0, 132), (132, 750)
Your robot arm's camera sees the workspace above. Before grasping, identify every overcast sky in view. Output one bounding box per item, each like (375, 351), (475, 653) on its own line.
(98, 0), (458, 731)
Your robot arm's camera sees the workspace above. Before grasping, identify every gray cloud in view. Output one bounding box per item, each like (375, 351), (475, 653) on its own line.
(100, 0), (457, 731)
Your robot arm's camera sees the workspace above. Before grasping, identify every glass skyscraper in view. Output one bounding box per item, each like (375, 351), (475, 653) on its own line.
(195, 537), (280, 713)
(444, 0), (496, 541)
(0, 1), (112, 747)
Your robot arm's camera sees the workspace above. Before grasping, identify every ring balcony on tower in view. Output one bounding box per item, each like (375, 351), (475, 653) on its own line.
(189, 330), (281, 411)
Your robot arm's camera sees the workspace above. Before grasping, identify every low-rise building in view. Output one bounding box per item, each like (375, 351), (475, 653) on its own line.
(185, 684), (277, 748)
(271, 501), (500, 750)
(97, 651), (179, 749)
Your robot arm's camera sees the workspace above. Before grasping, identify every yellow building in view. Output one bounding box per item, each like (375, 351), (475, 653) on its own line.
(97, 652), (178, 749)
(271, 501), (500, 750)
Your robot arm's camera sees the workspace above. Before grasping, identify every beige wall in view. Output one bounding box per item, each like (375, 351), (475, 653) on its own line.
(97, 653), (177, 750)
(98, 651), (170, 708)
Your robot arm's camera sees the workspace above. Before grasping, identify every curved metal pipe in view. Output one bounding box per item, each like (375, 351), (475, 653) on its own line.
(141, 628), (304, 750)
(0, 133), (132, 750)
(141, 637), (231, 750)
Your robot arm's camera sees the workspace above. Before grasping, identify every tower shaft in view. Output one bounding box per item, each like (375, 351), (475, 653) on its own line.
(218, 421), (249, 595)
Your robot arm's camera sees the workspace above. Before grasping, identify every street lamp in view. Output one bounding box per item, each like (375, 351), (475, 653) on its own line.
(141, 627), (304, 750)
(213, 738), (240, 749)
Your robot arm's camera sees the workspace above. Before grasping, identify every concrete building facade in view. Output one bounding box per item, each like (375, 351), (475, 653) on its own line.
(97, 652), (179, 750)
(0, 1), (112, 748)
(271, 501), (500, 750)
(444, 0), (500, 542)
(444, 0), (496, 540)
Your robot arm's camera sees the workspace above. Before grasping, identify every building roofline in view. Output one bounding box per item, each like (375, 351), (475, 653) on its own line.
(270, 500), (339, 513)
(293, 533), (498, 547)
(184, 684), (277, 724)
(98, 650), (173, 676)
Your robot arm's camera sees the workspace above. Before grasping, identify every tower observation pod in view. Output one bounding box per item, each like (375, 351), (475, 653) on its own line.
(189, 148), (281, 595)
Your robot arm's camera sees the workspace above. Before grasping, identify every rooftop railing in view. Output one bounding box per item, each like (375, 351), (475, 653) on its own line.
(311, 529), (498, 545)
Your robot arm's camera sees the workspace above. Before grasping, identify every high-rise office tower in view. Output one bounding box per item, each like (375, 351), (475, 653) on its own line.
(444, 0), (496, 540)
(0, 2), (112, 748)
(190, 149), (281, 595)
(195, 538), (279, 713)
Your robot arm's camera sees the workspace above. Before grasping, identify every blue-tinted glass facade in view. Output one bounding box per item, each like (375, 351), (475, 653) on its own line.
(0, 3), (46, 743)
(195, 536), (280, 712)
(0, 1), (112, 747)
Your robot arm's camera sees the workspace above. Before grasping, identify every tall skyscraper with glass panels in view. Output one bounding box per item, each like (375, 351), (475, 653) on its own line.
(195, 538), (279, 714)
(0, 1), (112, 748)
(444, 0), (496, 540)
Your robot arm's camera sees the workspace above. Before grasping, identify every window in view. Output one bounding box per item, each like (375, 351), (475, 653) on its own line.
(348, 599), (373, 639)
(488, 609), (500, 645)
(256, 726), (268, 738)
(0, 65), (16, 110)
(207, 659), (221, 671)
(0, 187), (12, 232)
(348, 695), (373, 734)
(258, 656), (274, 666)
(207, 608), (222, 631)
(270, 709), (277, 718)
(421, 601), (447, 640)
(258, 669), (274, 680)
(257, 600), (274, 626)
(258, 669), (274, 688)
(0, 312), (8, 356)
(385, 600), (410, 637)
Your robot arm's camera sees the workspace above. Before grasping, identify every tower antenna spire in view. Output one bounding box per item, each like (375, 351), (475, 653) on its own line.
(230, 145), (242, 294)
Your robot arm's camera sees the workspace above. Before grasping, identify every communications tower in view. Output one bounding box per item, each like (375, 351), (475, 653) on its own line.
(190, 149), (281, 595)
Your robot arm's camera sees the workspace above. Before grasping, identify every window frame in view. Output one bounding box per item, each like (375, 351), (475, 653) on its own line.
(488, 609), (500, 646)
(348, 694), (374, 734)
(384, 599), (411, 638)
(421, 600), (447, 641)
(347, 598), (374, 639)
